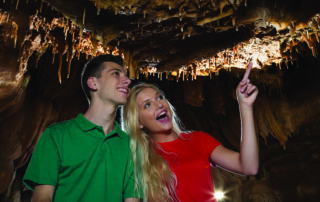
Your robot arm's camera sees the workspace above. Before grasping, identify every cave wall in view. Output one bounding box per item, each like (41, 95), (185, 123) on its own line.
(0, 0), (320, 201)
(1, 45), (320, 202)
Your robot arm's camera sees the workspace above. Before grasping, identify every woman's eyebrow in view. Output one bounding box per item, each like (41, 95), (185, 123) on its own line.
(140, 98), (150, 107)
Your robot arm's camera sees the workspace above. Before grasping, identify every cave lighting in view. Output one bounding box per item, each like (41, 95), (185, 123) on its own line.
(8, 8), (320, 83)
(168, 13), (320, 80)
(215, 190), (225, 201)
(177, 36), (283, 79)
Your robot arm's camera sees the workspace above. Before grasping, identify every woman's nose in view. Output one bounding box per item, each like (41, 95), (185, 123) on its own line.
(156, 101), (164, 108)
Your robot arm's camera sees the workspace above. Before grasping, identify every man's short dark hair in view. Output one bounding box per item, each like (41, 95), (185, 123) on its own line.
(81, 54), (125, 103)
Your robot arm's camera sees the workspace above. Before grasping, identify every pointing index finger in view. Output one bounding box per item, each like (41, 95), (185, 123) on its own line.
(243, 62), (253, 81)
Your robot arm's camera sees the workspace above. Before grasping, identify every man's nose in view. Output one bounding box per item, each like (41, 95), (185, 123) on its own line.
(122, 75), (131, 85)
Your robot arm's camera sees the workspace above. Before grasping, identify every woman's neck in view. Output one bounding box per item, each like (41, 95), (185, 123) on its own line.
(151, 130), (179, 143)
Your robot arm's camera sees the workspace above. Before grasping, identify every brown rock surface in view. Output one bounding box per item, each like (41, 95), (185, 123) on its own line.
(1, 0), (320, 201)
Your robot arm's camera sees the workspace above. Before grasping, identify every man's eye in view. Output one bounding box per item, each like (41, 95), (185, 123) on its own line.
(113, 72), (120, 76)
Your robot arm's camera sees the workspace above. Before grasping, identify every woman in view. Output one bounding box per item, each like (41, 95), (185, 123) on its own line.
(122, 64), (259, 202)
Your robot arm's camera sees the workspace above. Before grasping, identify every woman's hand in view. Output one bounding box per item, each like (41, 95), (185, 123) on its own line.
(236, 62), (258, 108)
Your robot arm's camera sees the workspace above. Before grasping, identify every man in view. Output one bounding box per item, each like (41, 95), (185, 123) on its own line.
(23, 54), (140, 201)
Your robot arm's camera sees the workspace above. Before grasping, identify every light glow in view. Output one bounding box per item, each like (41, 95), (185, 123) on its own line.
(215, 190), (225, 201)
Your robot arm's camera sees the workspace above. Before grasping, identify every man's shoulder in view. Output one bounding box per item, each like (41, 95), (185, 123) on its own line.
(43, 117), (77, 137)
(47, 118), (76, 130)
(117, 128), (131, 141)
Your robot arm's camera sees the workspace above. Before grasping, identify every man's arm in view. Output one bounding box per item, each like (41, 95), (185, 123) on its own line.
(124, 198), (141, 202)
(32, 185), (55, 202)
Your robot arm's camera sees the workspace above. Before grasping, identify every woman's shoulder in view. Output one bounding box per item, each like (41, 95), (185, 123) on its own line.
(182, 131), (209, 137)
(179, 131), (201, 140)
(181, 131), (218, 142)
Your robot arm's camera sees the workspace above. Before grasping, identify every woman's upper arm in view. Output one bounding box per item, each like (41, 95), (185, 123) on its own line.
(210, 145), (243, 174)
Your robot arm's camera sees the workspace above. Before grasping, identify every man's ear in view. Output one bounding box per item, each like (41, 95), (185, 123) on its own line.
(87, 77), (98, 91)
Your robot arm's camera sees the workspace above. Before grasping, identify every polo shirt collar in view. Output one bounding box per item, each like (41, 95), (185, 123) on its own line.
(107, 121), (126, 139)
(75, 113), (126, 138)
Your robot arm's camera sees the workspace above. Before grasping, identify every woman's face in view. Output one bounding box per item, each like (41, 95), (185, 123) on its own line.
(136, 87), (173, 136)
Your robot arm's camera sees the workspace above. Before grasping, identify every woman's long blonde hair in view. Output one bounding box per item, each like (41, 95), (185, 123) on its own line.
(122, 83), (184, 202)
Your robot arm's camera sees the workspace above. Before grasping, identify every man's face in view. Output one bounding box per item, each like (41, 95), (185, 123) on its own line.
(93, 62), (131, 106)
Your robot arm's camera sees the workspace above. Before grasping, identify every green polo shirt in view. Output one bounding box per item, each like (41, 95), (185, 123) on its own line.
(23, 114), (139, 201)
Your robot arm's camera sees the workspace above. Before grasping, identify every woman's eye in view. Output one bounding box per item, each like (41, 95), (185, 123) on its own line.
(157, 95), (163, 100)
(144, 103), (150, 109)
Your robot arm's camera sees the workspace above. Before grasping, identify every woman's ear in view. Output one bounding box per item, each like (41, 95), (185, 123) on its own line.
(87, 77), (97, 90)
(139, 123), (143, 129)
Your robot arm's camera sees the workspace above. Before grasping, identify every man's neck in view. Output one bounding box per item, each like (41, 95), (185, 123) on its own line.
(84, 103), (117, 135)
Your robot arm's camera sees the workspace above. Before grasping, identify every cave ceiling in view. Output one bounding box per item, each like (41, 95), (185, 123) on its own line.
(1, 0), (320, 82)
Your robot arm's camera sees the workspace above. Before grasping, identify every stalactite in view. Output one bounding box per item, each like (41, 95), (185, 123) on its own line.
(58, 53), (63, 84)
(15, 0), (19, 10)
(232, 15), (236, 26)
(16, 34), (41, 81)
(35, 41), (49, 68)
(315, 32), (319, 43)
(40, 0), (43, 13)
(219, 0), (226, 14)
(127, 50), (135, 79)
(79, 28), (83, 40)
(91, 38), (98, 56)
(82, 8), (86, 25)
(176, 71), (180, 82)
(67, 44), (74, 79)
(14, 33), (17, 48)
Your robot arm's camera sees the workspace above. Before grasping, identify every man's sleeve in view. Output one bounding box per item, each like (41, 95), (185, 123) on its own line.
(123, 152), (143, 200)
(23, 128), (60, 191)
